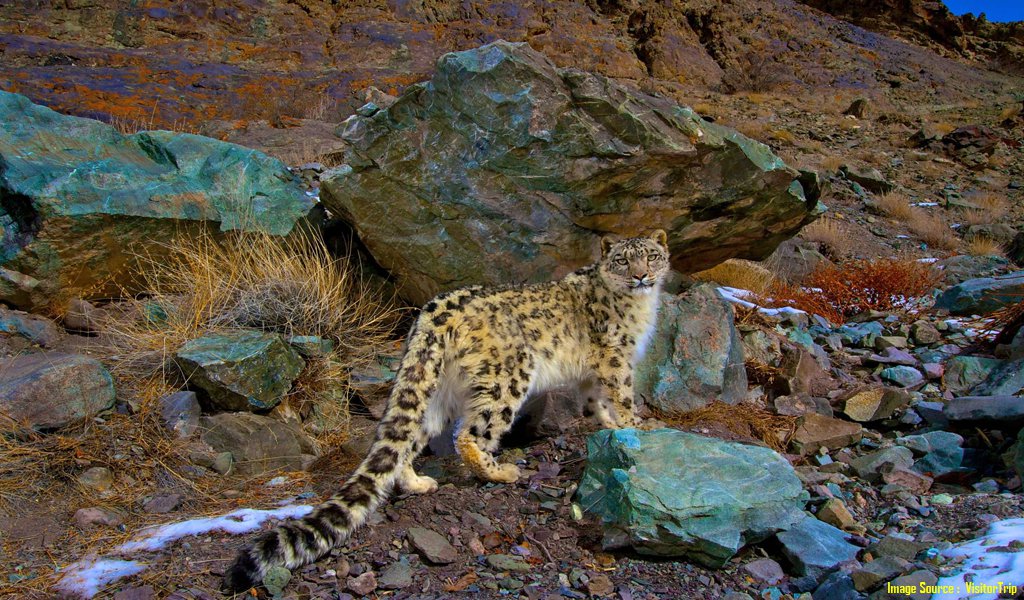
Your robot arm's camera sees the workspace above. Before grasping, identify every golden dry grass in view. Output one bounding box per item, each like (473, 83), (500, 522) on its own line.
(102, 226), (399, 443)
(964, 235), (1005, 257)
(907, 209), (959, 251)
(820, 155), (844, 173)
(998, 104), (1021, 122)
(693, 259), (776, 294)
(658, 401), (797, 453)
(959, 193), (1010, 226)
(874, 192), (915, 222)
(800, 217), (854, 259)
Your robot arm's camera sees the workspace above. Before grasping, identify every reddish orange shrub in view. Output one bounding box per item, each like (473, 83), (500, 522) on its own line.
(758, 259), (940, 324)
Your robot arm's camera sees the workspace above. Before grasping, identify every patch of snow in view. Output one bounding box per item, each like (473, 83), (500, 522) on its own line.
(912, 202), (939, 207)
(918, 257), (940, 263)
(57, 503), (314, 598)
(118, 504), (314, 553)
(896, 234), (910, 239)
(934, 517), (1024, 599)
(54, 558), (146, 599)
(716, 286), (807, 317)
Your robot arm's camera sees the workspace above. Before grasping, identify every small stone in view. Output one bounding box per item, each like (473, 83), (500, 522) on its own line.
(486, 554), (532, 572)
(586, 574), (615, 597)
(741, 558), (784, 584)
(880, 366), (923, 387)
(910, 321), (941, 345)
(791, 413), (863, 454)
(776, 516), (860, 578)
(850, 446), (914, 482)
(849, 555), (910, 591)
(142, 493), (184, 514)
(817, 498), (866, 534)
(922, 363), (943, 380)
(407, 527), (458, 564)
(378, 559), (413, 590)
(871, 534), (927, 560)
(262, 566), (291, 597)
(930, 493), (954, 505)
(346, 571), (377, 596)
(158, 391), (201, 438)
(881, 466), (933, 494)
(73, 507), (124, 528)
(78, 466), (113, 492)
(841, 386), (909, 422)
(874, 336), (908, 350)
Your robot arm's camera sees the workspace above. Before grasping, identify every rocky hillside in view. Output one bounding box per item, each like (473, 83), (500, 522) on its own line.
(0, 0), (1020, 129)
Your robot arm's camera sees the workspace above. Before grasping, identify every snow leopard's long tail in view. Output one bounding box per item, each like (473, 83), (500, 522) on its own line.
(222, 318), (444, 594)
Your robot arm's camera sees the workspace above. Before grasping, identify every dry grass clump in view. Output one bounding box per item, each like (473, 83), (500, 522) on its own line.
(964, 236), (1005, 257)
(907, 209), (959, 251)
(693, 259), (776, 294)
(873, 192), (915, 222)
(820, 155), (844, 173)
(959, 193), (1010, 226)
(800, 218), (854, 260)
(759, 258), (940, 324)
(104, 227), (398, 442)
(658, 401), (797, 453)
(722, 48), (789, 93)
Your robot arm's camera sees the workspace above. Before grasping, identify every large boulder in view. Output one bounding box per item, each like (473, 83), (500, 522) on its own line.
(577, 428), (807, 568)
(0, 91), (318, 311)
(321, 41), (820, 305)
(933, 271), (1024, 315)
(0, 352), (115, 431)
(174, 329), (305, 412)
(635, 285), (747, 413)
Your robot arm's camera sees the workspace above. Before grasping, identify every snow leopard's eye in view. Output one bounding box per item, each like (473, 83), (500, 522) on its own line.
(614, 258), (628, 266)
(647, 252), (662, 261)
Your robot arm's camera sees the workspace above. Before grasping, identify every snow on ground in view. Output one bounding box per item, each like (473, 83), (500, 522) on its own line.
(56, 503), (313, 598)
(716, 286), (807, 317)
(933, 517), (1024, 599)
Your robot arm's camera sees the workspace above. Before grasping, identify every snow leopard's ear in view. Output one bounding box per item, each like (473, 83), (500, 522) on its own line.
(649, 229), (668, 249)
(601, 235), (617, 257)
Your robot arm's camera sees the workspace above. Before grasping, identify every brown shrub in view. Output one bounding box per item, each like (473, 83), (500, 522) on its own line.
(759, 258), (940, 324)
(722, 49), (789, 94)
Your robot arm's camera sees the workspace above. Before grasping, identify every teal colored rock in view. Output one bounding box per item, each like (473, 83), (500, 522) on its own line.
(175, 329), (305, 412)
(635, 286), (746, 413)
(776, 515), (860, 578)
(897, 431), (964, 477)
(577, 429), (807, 567)
(0, 306), (62, 347)
(971, 357), (1024, 396)
(836, 321), (884, 346)
(287, 335), (335, 358)
(942, 356), (1003, 395)
(321, 41), (819, 305)
(879, 366), (923, 387)
(0, 352), (115, 431)
(0, 91), (317, 310)
(933, 271), (1024, 315)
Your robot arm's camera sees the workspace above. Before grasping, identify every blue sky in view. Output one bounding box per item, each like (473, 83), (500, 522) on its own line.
(944, 1), (1024, 22)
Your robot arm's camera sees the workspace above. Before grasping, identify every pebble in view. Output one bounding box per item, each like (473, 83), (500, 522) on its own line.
(378, 558), (413, 590)
(346, 571), (377, 595)
(73, 507), (123, 528)
(77, 466), (114, 492)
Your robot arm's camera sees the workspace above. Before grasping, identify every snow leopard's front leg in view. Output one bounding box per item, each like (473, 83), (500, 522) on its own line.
(590, 351), (639, 429)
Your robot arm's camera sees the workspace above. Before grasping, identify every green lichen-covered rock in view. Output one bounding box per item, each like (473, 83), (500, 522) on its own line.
(321, 41), (821, 305)
(175, 329), (305, 412)
(942, 356), (1003, 395)
(933, 271), (1024, 315)
(577, 428), (807, 568)
(0, 91), (318, 310)
(635, 286), (747, 413)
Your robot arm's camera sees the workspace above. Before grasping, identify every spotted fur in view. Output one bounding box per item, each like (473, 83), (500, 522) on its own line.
(222, 230), (671, 593)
